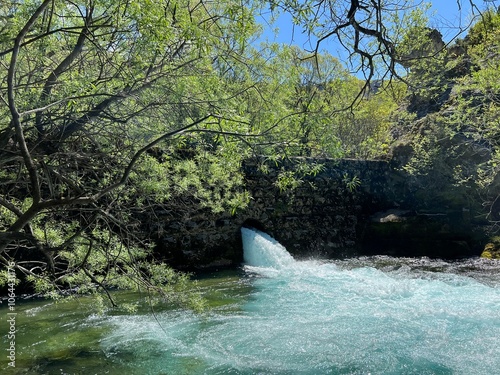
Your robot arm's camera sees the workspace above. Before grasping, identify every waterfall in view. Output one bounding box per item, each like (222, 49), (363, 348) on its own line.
(241, 227), (295, 269)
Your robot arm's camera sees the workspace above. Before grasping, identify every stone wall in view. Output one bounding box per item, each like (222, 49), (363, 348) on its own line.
(151, 157), (485, 270)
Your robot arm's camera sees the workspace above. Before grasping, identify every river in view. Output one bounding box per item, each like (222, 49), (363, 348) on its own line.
(2, 228), (500, 374)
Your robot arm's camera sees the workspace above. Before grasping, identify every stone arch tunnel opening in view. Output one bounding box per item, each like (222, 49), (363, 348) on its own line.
(241, 218), (267, 233)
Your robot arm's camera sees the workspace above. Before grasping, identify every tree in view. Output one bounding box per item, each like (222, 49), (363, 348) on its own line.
(450, 8), (500, 223)
(0, 0), (263, 307)
(240, 44), (403, 160)
(263, 1), (487, 91)
(389, 6), (500, 225)
(264, 0), (410, 86)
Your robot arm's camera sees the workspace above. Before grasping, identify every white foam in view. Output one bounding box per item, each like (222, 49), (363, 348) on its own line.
(241, 227), (295, 269)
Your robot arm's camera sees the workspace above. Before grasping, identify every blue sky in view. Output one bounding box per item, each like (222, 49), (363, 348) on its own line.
(258, 0), (498, 49)
(428, 0), (496, 40)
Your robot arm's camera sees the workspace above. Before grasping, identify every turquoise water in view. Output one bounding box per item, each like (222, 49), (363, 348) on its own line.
(2, 228), (500, 374)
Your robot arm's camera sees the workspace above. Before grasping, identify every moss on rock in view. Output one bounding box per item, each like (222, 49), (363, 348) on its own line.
(481, 237), (500, 259)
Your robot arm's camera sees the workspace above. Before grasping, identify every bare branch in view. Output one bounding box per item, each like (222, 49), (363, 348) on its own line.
(49, 57), (202, 141)
(0, 197), (23, 217)
(36, 5), (94, 136)
(7, 0), (52, 204)
(0, 24), (113, 58)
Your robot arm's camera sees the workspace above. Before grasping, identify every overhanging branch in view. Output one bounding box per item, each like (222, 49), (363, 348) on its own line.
(7, 0), (52, 205)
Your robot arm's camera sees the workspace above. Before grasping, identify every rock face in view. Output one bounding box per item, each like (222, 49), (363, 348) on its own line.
(153, 158), (381, 269)
(398, 28), (445, 69)
(149, 157), (485, 270)
(237, 159), (376, 259)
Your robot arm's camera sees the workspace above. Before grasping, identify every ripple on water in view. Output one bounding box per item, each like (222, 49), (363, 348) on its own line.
(95, 255), (500, 375)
